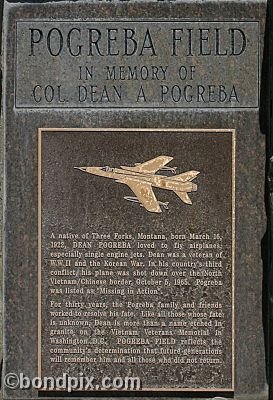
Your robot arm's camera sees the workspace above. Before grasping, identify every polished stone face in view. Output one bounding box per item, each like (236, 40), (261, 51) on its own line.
(15, 21), (259, 109)
(3, 0), (268, 399)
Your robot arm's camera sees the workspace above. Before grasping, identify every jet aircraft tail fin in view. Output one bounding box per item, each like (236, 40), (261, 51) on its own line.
(174, 191), (193, 205)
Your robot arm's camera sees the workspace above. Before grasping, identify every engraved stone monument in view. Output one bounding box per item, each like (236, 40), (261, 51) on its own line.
(2, 0), (269, 399)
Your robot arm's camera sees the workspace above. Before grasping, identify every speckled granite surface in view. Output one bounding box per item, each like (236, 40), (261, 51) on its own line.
(2, 0), (270, 399)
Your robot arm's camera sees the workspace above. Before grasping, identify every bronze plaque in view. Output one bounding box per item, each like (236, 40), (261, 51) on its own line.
(38, 128), (235, 391)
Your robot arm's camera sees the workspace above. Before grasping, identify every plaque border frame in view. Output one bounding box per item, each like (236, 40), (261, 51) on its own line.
(38, 128), (236, 392)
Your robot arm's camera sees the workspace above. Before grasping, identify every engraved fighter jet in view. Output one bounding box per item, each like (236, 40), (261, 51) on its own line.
(75, 156), (199, 213)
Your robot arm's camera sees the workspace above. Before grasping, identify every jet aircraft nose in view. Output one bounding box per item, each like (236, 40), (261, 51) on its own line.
(74, 167), (87, 172)
(74, 166), (103, 175)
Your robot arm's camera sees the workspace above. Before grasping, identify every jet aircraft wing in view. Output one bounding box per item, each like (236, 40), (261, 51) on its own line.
(169, 170), (200, 182)
(121, 156), (173, 175)
(117, 177), (162, 213)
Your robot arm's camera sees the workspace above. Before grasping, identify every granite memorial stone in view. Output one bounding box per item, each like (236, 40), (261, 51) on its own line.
(2, 0), (269, 399)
